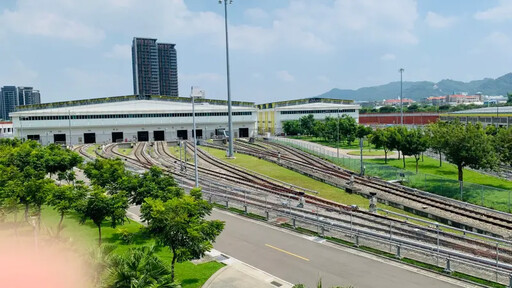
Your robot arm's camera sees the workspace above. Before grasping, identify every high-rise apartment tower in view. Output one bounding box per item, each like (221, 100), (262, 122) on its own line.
(132, 37), (178, 97)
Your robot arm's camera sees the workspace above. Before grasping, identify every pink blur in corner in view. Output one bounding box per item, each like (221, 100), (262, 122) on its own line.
(0, 238), (90, 288)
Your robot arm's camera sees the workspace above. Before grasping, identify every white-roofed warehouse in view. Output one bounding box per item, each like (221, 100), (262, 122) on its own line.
(10, 95), (257, 145)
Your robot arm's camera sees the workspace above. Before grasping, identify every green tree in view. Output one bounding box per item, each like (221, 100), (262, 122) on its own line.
(369, 128), (391, 163)
(442, 122), (499, 193)
(103, 245), (179, 288)
(338, 115), (357, 144)
(378, 106), (397, 113)
(141, 188), (224, 282)
(84, 158), (134, 195)
(401, 128), (429, 173)
(283, 120), (301, 135)
(425, 121), (448, 167)
(76, 186), (129, 245)
(43, 144), (82, 177)
(299, 114), (316, 136)
(494, 127), (512, 165)
(48, 183), (87, 236)
(131, 166), (183, 205)
(507, 92), (512, 104)
(386, 126), (406, 160)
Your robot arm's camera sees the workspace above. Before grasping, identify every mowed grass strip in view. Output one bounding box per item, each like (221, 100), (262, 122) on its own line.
(118, 147), (133, 156)
(206, 147), (366, 206)
(347, 150), (387, 156)
(0, 207), (223, 288)
(367, 155), (512, 191)
(86, 144), (99, 156)
(205, 147), (477, 235)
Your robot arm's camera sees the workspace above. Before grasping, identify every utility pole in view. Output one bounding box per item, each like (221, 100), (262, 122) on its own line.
(68, 110), (72, 147)
(220, 0), (234, 158)
(337, 110), (340, 159)
(191, 87), (199, 187)
(399, 68), (404, 126)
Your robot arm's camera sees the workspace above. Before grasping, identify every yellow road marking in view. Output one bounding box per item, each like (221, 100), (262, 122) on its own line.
(265, 244), (310, 261)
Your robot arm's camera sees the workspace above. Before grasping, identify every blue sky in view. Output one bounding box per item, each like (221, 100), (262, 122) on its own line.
(0, 0), (511, 104)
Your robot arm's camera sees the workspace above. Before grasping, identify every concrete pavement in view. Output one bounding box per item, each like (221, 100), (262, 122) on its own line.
(209, 209), (480, 288)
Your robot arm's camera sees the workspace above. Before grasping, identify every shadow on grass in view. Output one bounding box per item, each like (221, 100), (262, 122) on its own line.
(181, 278), (200, 286)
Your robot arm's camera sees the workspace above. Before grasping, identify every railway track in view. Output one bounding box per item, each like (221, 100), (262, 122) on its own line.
(72, 141), (512, 268)
(232, 139), (512, 236)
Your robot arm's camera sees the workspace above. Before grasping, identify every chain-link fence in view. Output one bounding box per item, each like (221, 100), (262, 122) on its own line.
(200, 188), (512, 287)
(273, 137), (512, 213)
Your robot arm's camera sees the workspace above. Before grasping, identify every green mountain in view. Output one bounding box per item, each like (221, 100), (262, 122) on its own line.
(316, 73), (512, 101)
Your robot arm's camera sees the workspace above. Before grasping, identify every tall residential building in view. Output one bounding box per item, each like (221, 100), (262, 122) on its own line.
(18, 86), (41, 106)
(0, 86), (18, 120)
(132, 37), (178, 97)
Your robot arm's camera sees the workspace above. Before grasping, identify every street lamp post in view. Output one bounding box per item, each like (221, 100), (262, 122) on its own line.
(336, 110), (340, 159)
(399, 68), (404, 126)
(220, 0), (234, 158)
(191, 87), (199, 187)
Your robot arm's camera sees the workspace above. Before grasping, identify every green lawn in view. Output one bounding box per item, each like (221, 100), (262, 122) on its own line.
(288, 136), (378, 150)
(86, 144), (99, 156)
(168, 146), (193, 163)
(367, 156), (512, 191)
(204, 147), (462, 226)
(1, 207), (223, 288)
(118, 147), (133, 156)
(347, 150), (387, 156)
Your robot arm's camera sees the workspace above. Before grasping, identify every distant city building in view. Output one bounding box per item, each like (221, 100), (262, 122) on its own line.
(424, 94), (483, 106)
(1, 86), (18, 120)
(18, 87), (41, 106)
(382, 98), (415, 106)
(1, 86), (42, 120)
(132, 37), (178, 97)
(0, 121), (13, 139)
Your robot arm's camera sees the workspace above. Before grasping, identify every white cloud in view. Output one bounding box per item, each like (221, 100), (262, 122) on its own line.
(0, 9), (105, 45)
(104, 44), (131, 59)
(475, 1), (512, 21)
(276, 70), (295, 82)
(244, 8), (269, 22)
(425, 11), (457, 28)
(0, 60), (39, 84)
(380, 53), (396, 61)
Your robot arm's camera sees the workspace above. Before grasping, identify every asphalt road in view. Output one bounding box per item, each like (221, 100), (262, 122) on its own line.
(209, 209), (466, 288)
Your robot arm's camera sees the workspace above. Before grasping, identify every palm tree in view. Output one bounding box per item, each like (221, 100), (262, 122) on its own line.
(103, 245), (179, 288)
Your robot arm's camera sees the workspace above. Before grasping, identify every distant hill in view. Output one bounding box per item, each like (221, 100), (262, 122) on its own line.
(315, 73), (512, 102)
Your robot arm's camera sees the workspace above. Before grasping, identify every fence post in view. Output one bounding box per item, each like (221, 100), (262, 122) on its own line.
(225, 200), (229, 208)
(354, 234), (359, 247)
(265, 211), (269, 221)
(444, 257), (452, 273)
(509, 191), (511, 213)
(292, 218), (296, 228)
(508, 274), (512, 288)
(395, 244), (402, 259)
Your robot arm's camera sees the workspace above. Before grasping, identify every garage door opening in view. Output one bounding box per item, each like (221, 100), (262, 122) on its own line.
(84, 133), (96, 144)
(177, 130), (188, 140)
(54, 134), (66, 144)
(137, 131), (149, 142)
(112, 132), (123, 143)
(192, 129), (203, 139)
(153, 130), (165, 141)
(27, 135), (40, 141)
(238, 128), (249, 138)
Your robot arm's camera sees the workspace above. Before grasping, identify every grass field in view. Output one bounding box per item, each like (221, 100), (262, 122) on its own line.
(86, 144), (99, 156)
(367, 156), (512, 190)
(289, 136), (378, 150)
(168, 145), (193, 163)
(118, 147), (133, 156)
(0, 207), (223, 288)
(347, 150), (387, 156)
(203, 147), (469, 230)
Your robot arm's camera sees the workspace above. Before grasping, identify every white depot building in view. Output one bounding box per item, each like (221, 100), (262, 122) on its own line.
(256, 98), (360, 135)
(10, 95), (257, 145)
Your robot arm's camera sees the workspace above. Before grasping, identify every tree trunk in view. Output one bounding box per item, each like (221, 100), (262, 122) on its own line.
(57, 212), (64, 237)
(402, 155), (406, 169)
(397, 150), (401, 160)
(24, 203), (29, 223)
(458, 165), (464, 201)
(37, 205), (41, 231)
(97, 225), (102, 246)
(415, 157), (419, 174)
(384, 150), (388, 164)
(171, 248), (177, 282)
(439, 151), (442, 167)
